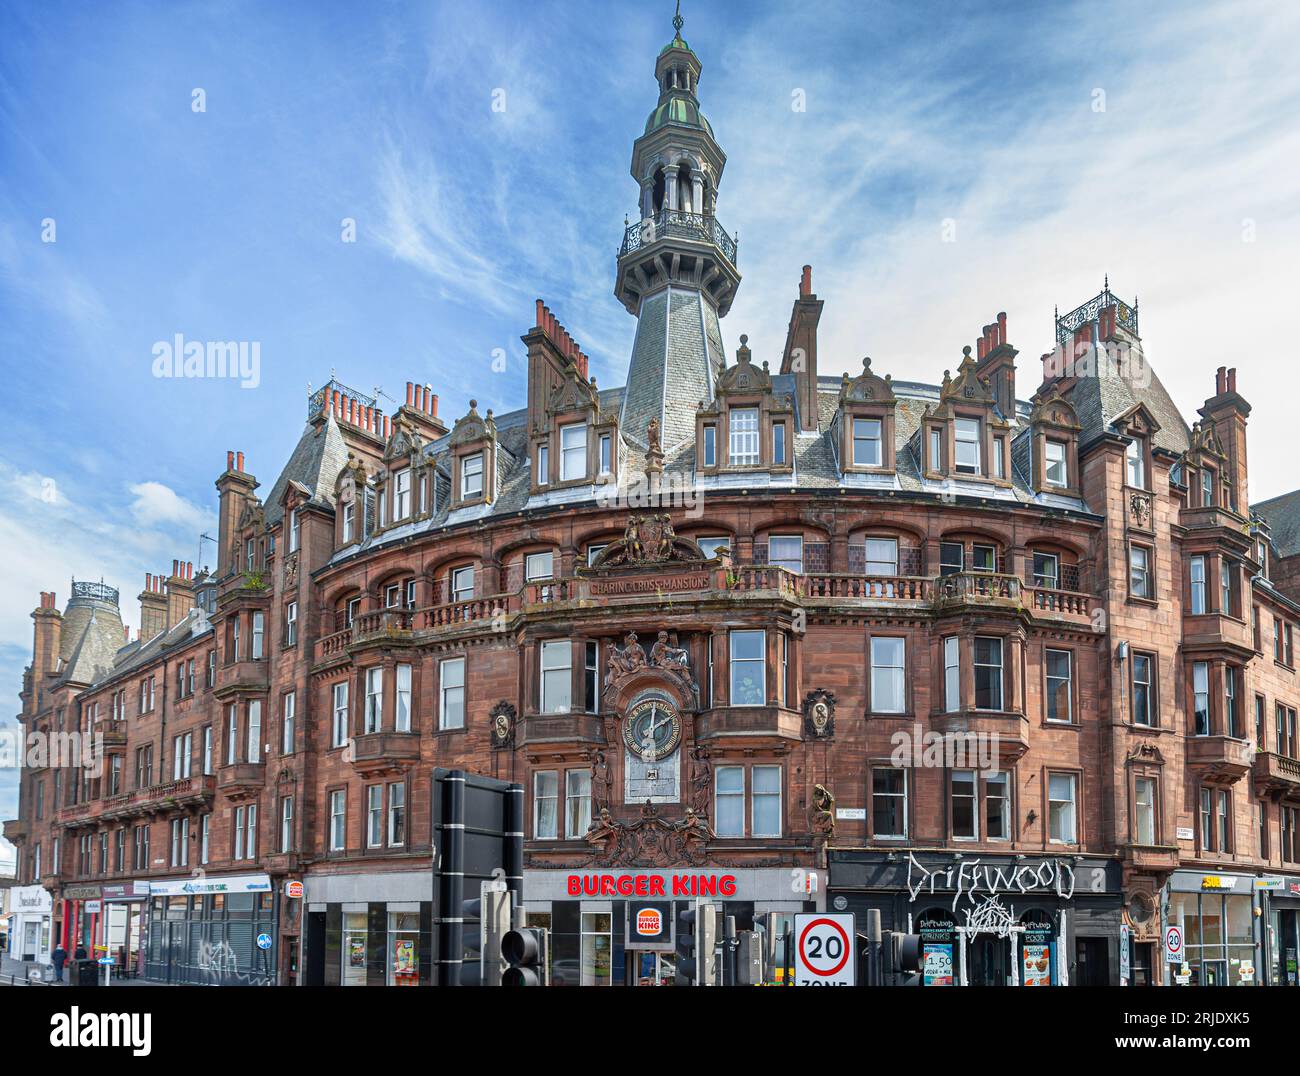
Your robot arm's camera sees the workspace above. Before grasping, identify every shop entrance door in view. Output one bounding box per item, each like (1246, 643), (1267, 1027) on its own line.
(22, 921), (38, 959)
(1202, 959), (1228, 986)
(167, 922), (186, 984)
(628, 950), (677, 986)
(967, 935), (1011, 985)
(1131, 942), (1154, 986)
(1074, 937), (1109, 985)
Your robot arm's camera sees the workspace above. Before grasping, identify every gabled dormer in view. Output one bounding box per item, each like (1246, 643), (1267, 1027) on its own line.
(920, 347), (1012, 485)
(376, 413), (435, 529)
(836, 356), (897, 475)
(695, 335), (793, 476)
(1184, 419), (1232, 513)
(449, 399), (498, 509)
(235, 499), (268, 578)
(1026, 385), (1082, 496)
(333, 454), (369, 550)
(1111, 402), (1161, 493)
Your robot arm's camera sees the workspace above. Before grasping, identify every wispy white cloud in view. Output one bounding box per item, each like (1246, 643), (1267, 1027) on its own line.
(128, 480), (215, 534)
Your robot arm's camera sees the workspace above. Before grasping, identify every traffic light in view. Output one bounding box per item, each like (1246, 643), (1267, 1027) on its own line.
(501, 926), (549, 986)
(893, 932), (922, 974)
(460, 885), (510, 986)
(675, 902), (717, 985)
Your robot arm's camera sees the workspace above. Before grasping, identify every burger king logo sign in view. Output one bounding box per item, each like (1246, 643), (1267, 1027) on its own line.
(635, 907), (663, 937)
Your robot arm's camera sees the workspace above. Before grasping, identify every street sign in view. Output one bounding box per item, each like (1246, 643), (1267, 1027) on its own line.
(256, 933), (272, 950)
(284, 880), (303, 899)
(1164, 924), (1183, 963)
(793, 913), (856, 986)
(1119, 923), (1130, 982)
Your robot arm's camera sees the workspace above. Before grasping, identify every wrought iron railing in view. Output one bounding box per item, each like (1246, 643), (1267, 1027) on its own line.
(1055, 284), (1138, 344)
(307, 377), (377, 422)
(620, 210), (738, 266)
(71, 580), (119, 605)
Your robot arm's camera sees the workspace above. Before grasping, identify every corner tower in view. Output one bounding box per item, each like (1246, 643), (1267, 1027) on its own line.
(616, 5), (740, 454)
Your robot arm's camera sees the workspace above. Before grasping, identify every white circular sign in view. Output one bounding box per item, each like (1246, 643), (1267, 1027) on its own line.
(1164, 925), (1183, 959)
(794, 913), (856, 985)
(256, 933), (273, 951)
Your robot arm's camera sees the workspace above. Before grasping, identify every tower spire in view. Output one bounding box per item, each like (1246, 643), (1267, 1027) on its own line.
(673, 0), (684, 36)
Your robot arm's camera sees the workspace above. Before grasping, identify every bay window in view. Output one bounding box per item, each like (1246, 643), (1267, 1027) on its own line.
(534, 771), (558, 839)
(365, 667), (383, 734)
(395, 664), (412, 732)
(540, 641), (571, 713)
(1193, 661), (1210, 736)
(729, 630), (765, 706)
(566, 770), (592, 839)
(973, 636), (1003, 711)
(943, 636), (960, 713)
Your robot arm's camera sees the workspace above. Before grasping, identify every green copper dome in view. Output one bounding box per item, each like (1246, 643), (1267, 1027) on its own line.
(644, 94), (713, 137)
(659, 32), (694, 56)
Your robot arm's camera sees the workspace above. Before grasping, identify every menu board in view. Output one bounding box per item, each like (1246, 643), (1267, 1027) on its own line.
(923, 944), (954, 986)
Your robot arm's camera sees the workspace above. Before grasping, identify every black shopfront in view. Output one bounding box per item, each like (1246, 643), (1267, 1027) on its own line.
(143, 873), (278, 986)
(828, 849), (1124, 986)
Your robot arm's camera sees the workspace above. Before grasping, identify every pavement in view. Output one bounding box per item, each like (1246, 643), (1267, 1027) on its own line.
(1, 954), (157, 986)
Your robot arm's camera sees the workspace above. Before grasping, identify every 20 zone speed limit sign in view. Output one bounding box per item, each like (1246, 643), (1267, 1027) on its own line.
(793, 913), (856, 986)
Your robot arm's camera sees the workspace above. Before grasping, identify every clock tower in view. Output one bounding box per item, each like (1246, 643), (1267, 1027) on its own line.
(615, 4), (741, 460)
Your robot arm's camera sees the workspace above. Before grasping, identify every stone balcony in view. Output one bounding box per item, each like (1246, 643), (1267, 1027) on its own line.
(96, 720), (127, 747)
(99, 775), (217, 822)
(217, 761), (266, 800)
(1186, 735), (1255, 783)
(1252, 751), (1300, 797)
(694, 705), (804, 746)
(350, 730), (422, 776)
(2, 818), (27, 843)
(214, 657), (270, 699)
(930, 709), (1031, 763)
(1120, 843), (1181, 874)
(519, 711), (607, 749)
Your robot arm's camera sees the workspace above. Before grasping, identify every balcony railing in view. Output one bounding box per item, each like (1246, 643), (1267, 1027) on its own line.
(934, 572), (1021, 604)
(100, 775), (216, 821)
(800, 575), (932, 602)
(619, 210), (738, 266)
(1055, 283), (1138, 344)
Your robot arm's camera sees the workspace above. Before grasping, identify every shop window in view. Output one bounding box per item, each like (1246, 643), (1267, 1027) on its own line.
(581, 913), (612, 987)
(388, 912), (420, 986)
(342, 912), (368, 986)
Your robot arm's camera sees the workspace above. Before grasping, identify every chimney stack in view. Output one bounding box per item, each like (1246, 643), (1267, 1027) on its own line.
(166, 560), (196, 629)
(139, 573), (168, 640)
(780, 265), (824, 432)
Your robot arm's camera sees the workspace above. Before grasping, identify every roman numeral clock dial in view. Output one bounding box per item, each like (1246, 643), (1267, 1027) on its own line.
(622, 698), (682, 762)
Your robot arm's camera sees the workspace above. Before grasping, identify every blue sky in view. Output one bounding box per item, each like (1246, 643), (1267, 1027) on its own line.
(2, 0), (1299, 860)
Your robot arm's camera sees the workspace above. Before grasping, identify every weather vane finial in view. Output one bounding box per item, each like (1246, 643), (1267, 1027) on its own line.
(673, 0), (684, 35)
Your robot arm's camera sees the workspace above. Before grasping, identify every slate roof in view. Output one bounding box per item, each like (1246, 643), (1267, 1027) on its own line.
(1254, 490), (1300, 559)
(56, 596), (125, 687)
(1066, 352), (1190, 457)
(263, 414), (352, 526)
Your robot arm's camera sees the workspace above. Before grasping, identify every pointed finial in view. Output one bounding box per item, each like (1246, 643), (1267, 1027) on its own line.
(673, 0), (684, 35)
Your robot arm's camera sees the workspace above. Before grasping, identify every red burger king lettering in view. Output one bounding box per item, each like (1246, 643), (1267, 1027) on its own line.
(565, 873), (737, 897)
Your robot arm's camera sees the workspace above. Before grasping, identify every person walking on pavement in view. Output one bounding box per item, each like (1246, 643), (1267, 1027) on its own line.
(51, 944), (68, 983)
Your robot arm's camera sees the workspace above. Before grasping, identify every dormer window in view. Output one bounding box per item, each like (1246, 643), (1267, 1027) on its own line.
(772, 422), (786, 466)
(560, 423), (587, 482)
(537, 445), (549, 486)
(1126, 437), (1146, 489)
(1201, 467), (1215, 507)
(393, 468), (411, 520)
(954, 418), (981, 474)
(992, 436), (1006, 479)
(702, 425), (716, 467)
(245, 538), (255, 572)
(853, 418), (881, 467)
(599, 433), (612, 474)
(1044, 440), (1068, 487)
(342, 502), (354, 543)
(288, 509), (300, 553)
(462, 453), (483, 498)
(729, 408), (759, 465)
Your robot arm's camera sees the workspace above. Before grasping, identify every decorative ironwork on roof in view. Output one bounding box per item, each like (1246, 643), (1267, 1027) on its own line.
(71, 580), (119, 605)
(1055, 280), (1138, 344)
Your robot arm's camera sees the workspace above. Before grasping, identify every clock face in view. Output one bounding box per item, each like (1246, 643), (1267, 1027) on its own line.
(622, 698), (682, 761)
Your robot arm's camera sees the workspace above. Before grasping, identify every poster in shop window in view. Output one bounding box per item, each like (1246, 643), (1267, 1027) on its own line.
(348, 936), (365, 968)
(1022, 944), (1051, 986)
(394, 940), (415, 976)
(922, 944), (954, 986)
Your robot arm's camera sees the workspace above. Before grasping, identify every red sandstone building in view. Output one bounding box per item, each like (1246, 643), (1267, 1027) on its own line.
(7, 17), (1300, 988)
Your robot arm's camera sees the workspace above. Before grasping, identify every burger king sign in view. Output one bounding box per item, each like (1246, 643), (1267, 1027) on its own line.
(624, 900), (674, 949)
